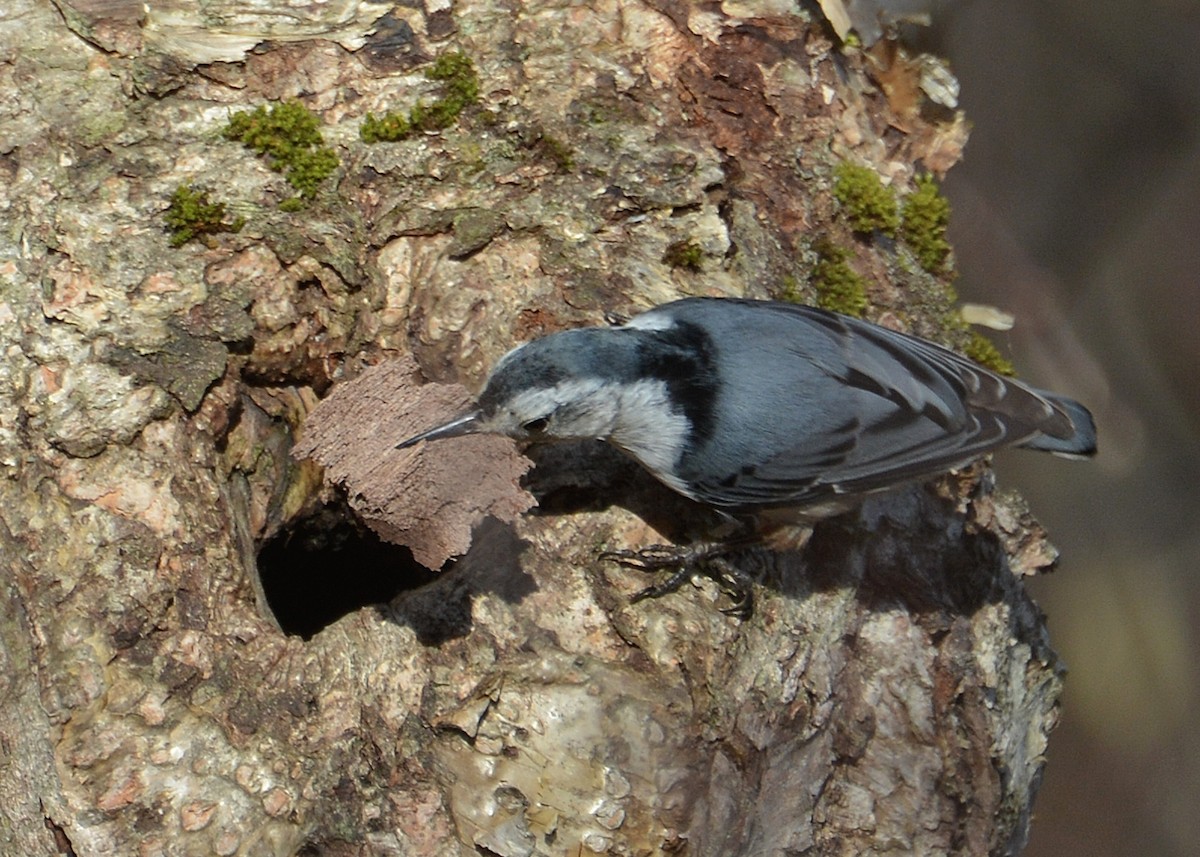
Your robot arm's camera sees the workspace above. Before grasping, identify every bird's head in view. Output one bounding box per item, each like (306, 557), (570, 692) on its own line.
(397, 329), (632, 449)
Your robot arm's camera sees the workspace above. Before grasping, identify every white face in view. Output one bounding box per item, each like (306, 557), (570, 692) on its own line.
(478, 376), (693, 496)
(479, 378), (619, 441)
(470, 325), (693, 494)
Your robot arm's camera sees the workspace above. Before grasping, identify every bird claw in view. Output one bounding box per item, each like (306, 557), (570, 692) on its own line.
(628, 566), (695, 603)
(598, 544), (697, 571)
(709, 555), (755, 619)
(600, 544), (755, 618)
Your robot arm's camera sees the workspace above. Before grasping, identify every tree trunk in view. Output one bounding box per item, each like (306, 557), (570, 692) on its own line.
(0, 1), (1062, 855)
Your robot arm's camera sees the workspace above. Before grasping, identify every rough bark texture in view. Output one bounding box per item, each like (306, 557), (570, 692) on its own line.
(0, 1), (1062, 855)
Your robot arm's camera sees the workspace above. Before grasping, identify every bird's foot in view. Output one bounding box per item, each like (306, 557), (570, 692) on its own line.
(599, 543), (755, 618)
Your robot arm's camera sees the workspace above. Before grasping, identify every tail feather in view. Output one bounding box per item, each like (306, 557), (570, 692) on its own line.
(1020, 391), (1097, 458)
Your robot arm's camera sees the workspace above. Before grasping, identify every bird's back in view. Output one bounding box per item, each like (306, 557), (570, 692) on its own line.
(633, 298), (1094, 509)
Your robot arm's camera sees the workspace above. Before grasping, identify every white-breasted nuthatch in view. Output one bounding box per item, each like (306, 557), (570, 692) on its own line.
(397, 298), (1096, 609)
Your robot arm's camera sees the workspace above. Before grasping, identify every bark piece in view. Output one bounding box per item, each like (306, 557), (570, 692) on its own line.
(53, 0), (394, 62)
(293, 357), (535, 569)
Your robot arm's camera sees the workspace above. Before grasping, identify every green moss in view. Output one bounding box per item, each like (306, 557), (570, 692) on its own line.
(962, 331), (1015, 376)
(410, 99), (456, 133)
(779, 274), (805, 304)
(901, 174), (952, 273)
(278, 197), (305, 213)
(811, 240), (868, 317)
(222, 100), (339, 199)
(223, 100), (322, 157)
(285, 146), (340, 199)
(663, 240), (704, 272)
(833, 163), (899, 236)
(362, 51), (479, 142)
(164, 184), (244, 247)
(360, 110), (412, 143)
(424, 50), (479, 113)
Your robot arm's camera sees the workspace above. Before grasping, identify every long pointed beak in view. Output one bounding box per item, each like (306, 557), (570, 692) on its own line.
(395, 410), (482, 450)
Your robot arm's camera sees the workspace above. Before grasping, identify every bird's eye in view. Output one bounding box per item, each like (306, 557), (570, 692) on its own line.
(521, 416), (550, 435)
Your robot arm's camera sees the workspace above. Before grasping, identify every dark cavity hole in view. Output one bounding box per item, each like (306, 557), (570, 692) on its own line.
(257, 504), (437, 639)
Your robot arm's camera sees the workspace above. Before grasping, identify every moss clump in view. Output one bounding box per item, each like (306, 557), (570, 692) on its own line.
(361, 51), (479, 142)
(360, 111), (412, 143)
(222, 100), (339, 200)
(663, 241), (704, 272)
(284, 146), (339, 200)
(418, 50), (480, 127)
(811, 240), (868, 317)
(963, 330), (1015, 376)
(778, 274), (805, 304)
(833, 163), (899, 236)
(901, 174), (953, 273)
(164, 184), (244, 247)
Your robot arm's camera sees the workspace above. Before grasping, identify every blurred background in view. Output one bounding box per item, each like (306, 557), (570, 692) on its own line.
(923, 1), (1200, 854)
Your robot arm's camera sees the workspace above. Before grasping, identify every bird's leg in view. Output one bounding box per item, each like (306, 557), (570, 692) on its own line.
(599, 535), (759, 617)
(602, 541), (727, 600)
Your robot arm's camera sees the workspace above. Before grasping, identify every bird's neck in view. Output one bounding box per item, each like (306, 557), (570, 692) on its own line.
(607, 379), (693, 494)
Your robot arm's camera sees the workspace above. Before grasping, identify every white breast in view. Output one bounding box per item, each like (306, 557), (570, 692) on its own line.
(609, 379), (693, 497)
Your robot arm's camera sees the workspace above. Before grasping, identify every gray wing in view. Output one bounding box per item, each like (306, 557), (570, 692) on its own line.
(660, 299), (1077, 509)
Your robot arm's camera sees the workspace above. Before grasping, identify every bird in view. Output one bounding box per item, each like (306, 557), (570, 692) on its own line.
(396, 297), (1096, 612)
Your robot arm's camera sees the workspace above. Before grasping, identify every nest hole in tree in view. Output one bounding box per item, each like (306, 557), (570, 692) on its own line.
(256, 500), (440, 639)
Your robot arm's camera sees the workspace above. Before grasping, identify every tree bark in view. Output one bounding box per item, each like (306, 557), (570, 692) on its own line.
(0, 1), (1062, 855)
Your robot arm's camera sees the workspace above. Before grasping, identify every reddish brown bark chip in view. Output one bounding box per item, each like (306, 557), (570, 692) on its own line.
(293, 357), (535, 569)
